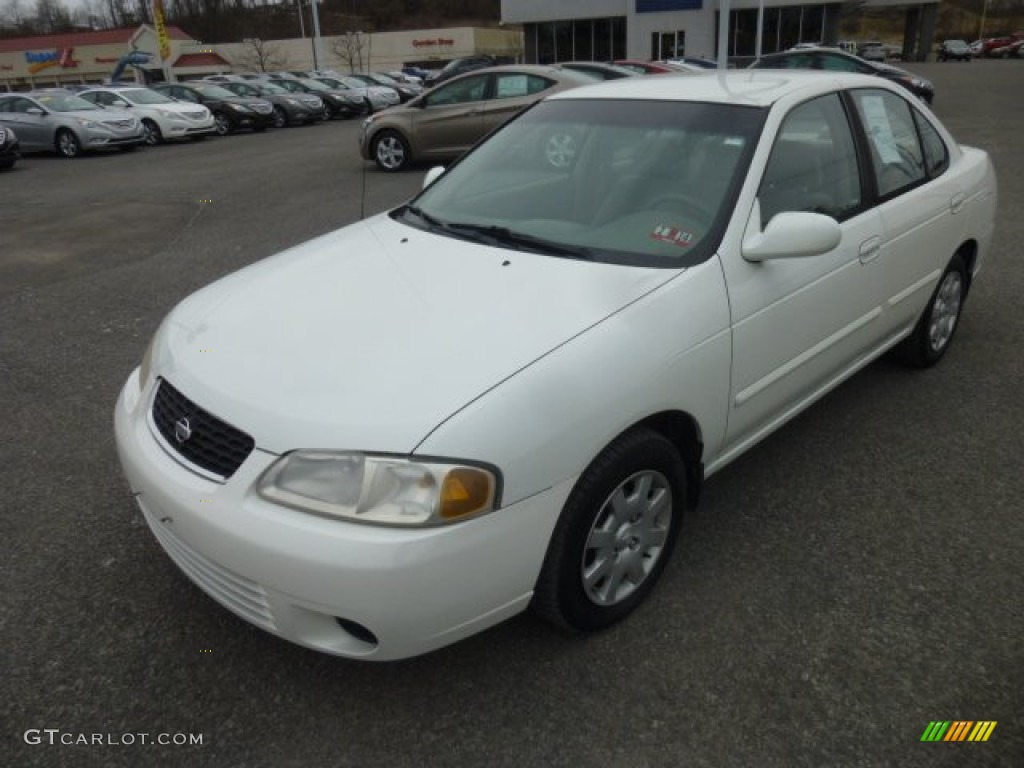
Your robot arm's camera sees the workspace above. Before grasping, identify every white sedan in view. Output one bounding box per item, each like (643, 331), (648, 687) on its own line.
(79, 85), (215, 145)
(114, 72), (997, 660)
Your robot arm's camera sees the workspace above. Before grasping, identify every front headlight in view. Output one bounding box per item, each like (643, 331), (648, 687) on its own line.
(257, 451), (499, 527)
(76, 118), (99, 128)
(229, 103), (250, 112)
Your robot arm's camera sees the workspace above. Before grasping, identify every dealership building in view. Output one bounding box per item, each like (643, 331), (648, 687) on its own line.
(0, 25), (523, 91)
(500, 0), (940, 63)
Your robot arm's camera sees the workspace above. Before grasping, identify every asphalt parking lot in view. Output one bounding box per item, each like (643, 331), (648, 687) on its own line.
(2, 60), (1022, 767)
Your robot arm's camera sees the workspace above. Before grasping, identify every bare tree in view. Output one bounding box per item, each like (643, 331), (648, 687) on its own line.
(33, 0), (74, 33)
(235, 37), (292, 72)
(328, 31), (366, 73)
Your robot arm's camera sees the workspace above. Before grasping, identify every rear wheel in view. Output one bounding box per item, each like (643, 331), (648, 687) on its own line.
(533, 429), (686, 631)
(55, 129), (80, 158)
(895, 254), (967, 367)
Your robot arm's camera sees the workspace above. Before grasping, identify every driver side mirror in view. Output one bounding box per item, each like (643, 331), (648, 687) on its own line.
(742, 205), (841, 262)
(423, 166), (445, 189)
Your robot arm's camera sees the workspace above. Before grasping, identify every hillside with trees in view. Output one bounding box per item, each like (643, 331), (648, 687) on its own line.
(1, 0), (502, 42)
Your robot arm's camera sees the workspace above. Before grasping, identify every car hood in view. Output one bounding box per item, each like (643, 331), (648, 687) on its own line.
(156, 213), (674, 455)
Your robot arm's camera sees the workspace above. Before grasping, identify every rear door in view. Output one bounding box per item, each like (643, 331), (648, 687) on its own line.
(479, 72), (557, 135)
(845, 88), (965, 335)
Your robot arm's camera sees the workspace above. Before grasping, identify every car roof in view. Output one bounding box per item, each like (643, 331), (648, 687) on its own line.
(548, 70), (890, 108)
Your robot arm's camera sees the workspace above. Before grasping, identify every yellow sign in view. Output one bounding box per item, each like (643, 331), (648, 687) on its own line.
(153, 0), (170, 60)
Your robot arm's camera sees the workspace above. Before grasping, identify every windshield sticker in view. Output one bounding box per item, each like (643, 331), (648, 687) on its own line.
(860, 94), (901, 165)
(650, 225), (694, 248)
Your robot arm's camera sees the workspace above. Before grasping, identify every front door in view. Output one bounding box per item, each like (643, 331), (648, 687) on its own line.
(720, 92), (884, 456)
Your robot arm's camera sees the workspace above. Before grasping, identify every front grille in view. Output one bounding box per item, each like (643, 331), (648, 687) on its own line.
(152, 379), (254, 479)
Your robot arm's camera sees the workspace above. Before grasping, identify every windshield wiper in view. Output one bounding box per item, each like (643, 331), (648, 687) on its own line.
(403, 204), (447, 231)
(442, 221), (594, 260)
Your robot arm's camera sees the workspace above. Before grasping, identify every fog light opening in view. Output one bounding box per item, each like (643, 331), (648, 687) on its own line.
(335, 617), (379, 646)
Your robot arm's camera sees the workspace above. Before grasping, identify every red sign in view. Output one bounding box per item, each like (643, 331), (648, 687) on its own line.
(412, 38), (454, 48)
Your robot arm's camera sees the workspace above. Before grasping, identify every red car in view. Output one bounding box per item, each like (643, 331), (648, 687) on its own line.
(978, 35), (1020, 57)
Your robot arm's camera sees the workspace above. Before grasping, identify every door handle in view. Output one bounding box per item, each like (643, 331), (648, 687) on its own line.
(950, 192), (967, 215)
(859, 236), (881, 264)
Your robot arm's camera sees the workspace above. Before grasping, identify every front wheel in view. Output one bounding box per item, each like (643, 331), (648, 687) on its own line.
(142, 119), (162, 146)
(895, 254), (967, 367)
(272, 106), (287, 129)
(55, 128), (81, 158)
(372, 130), (411, 172)
(533, 429), (686, 632)
(213, 112), (231, 136)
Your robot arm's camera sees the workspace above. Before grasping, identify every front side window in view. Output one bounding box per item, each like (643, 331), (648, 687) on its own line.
(759, 93), (862, 227)
(850, 89), (926, 198)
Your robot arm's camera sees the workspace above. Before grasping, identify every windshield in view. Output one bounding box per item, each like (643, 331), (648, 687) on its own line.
(338, 77), (368, 90)
(225, 83), (260, 97)
(189, 84), (237, 99)
(372, 74), (398, 84)
(120, 88), (174, 105)
(298, 78), (330, 92)
(401, 99), (765, 267)
(34, 93), (99, 112)
(256, 82), (288, 94)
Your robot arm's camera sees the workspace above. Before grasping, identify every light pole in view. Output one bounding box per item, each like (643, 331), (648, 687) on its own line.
(718, 0), (731, 68)
(311, 0), (324, 71)
(296, 0), (305, 39)
(978, 0), (989, 42)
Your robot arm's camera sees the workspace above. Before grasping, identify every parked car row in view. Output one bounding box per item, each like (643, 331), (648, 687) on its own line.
(749, 48), (935, 103)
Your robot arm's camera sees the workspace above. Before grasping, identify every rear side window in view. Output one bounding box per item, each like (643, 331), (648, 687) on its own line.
(758, 93), (862, 227)
(494, 74), (552, 99)
(913, 111), (949, 178)
(849, 89), (926, 198)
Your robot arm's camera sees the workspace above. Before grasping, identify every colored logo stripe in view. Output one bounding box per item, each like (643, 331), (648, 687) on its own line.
(920, 721), (996, 742)
(968, 721), (997, 742)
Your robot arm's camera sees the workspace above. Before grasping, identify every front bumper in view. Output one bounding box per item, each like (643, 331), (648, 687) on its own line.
(114, 370), (570, 660)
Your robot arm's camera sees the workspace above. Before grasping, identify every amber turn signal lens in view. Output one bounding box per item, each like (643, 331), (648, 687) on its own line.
(439, 468), (495, 520)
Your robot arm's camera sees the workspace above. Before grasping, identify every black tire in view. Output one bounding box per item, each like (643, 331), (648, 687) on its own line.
(142, 119), (162, 146)
(213, 112), (231, 136)
(372, 130), (411, 172)
(532, 428), (686, 632)
(55, 128), (81, 158)
(253, 124), (267, 133)
(894, 253), (967, 368)
(272, 106), (288, 129)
